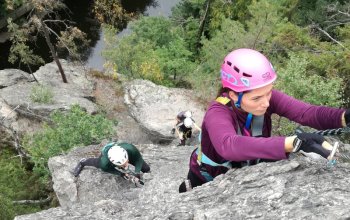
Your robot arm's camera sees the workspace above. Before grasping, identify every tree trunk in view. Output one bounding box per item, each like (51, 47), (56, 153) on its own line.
(196, 0), (211, 54)
(39, 19), (68, 83)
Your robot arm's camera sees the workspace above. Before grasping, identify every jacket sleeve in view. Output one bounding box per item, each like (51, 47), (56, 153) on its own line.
(205, 103), (287, 162)
(270, 90), (344, 130)
(119, 143), (144, 174)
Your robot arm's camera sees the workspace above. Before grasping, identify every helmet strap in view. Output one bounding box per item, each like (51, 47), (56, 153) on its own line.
(234, 92), (244, 108)
(243, 113), (253, 136)
(245, 113), (253, 130)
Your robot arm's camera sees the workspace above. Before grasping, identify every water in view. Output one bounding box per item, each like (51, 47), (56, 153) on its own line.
(86, 0), (180, 71)
(0, 0), (181, 71)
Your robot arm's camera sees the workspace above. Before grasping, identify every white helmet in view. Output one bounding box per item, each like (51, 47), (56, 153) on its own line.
(184, 111), (192, 118)
(184, 117), (193, 128)
(107, 145), (128, 166)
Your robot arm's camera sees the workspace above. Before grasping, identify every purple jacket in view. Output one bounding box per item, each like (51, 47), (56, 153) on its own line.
(190, 90), (345, 182)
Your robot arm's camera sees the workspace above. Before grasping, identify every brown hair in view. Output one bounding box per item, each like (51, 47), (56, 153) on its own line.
(217, 86), (253, 98)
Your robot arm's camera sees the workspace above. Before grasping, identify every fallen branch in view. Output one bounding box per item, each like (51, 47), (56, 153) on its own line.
(12, 196), (52, 205)
(313, 25), (348, 50)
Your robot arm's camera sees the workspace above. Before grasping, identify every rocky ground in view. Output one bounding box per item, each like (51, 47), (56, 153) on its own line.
(91, 76), (151, 144)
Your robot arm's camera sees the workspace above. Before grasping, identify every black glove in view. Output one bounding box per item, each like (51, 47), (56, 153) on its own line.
(293, 132), (330, 158)
(171, 128), (175, 134)
(345, 109), (350, 127)
(130, 176), (144, 187)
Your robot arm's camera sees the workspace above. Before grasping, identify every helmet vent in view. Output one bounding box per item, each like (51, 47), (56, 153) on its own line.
(226, 61), (232, 66)
(243, 72), (252, 77)
(233, 66), (240, 73)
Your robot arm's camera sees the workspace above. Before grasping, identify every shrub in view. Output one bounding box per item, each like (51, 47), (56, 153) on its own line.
(0, 193), (14, 220)
(23, 105), (115, 182)
(273, 53), (344, 135)
(30, 84), (54, 104)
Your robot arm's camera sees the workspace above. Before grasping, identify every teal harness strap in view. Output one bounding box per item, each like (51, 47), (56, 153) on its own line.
(196, 148), (232, 168)
(196, 148), (232, 182)
(200, 170), (214, 181)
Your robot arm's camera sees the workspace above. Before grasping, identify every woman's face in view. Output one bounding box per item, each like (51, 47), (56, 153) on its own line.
(229, 83), (273, 116)
(119, 160), (129, 169)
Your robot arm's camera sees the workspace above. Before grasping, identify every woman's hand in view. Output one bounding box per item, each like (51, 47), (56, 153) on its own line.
(294, 132), (331, 158)
(285, 132), (331, 158)
(343, 109), (350, 127)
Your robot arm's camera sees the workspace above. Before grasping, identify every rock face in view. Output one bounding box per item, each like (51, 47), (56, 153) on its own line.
(5, 63), (350, 220)
(124, 79), (206, 143)
(0, 60), (96, 118)
(0, 61), (97, 145)
(15, 142), (350, 220)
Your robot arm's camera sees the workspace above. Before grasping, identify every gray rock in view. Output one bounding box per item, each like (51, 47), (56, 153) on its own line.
(124, 79), (205, 143)
(14, 141), (350, 220)
(0, 61), (98, 146)
(0, 69), (32, 88)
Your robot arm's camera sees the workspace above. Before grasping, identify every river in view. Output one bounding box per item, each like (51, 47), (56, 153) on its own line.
(0, 0), (181, 71)
(86, 0), (181, 71)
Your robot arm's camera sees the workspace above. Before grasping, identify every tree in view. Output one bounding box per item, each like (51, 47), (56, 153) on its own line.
(0, 0), (26, 17)
(7, 0), (89, 83)
(92, 0), (133, 29)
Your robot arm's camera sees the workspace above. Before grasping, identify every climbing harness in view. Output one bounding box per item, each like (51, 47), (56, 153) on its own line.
(196, 96), (264, 181)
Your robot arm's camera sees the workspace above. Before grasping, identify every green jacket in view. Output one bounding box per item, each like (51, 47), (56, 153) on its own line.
(100, 142), (145, 175)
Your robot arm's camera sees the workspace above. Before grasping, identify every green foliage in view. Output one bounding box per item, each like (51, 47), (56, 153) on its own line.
(92, 0), (133, 28)
(23, 105), (115, 181)
(100, 0), (349, 106)
(7, 18), (45, 67)
(0, 0), (26, 16)
(190, 18), (248, 99)
(276, 53), (344, 107)
(57, 27), (90, 60)
(208, 0), (253, 31)
(30, 84), (54, 104)
(156, 37), (195, 82)
(103, 17), (194, 86)
(0, 194), (14, 220)
(272, 22), (317, 51)
(7, 0), (88, 78)
(131, 17), (174, 47)
(0, 147), (45, 218)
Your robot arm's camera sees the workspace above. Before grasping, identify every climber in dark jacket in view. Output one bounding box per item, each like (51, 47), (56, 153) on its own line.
(73, 142), (150, 186)
(171, 110), (201, 146)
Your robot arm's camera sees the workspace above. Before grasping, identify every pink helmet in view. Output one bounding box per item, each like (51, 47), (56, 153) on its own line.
(220, 48), (277, 92)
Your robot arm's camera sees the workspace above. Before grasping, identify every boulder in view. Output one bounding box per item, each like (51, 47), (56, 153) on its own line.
(124, 79), (206, 143)
(0, 61), (98, 146)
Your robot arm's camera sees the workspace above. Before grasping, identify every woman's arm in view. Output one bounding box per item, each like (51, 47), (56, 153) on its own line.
(270, 90), (344, 130)
(204, 103), (287, 161)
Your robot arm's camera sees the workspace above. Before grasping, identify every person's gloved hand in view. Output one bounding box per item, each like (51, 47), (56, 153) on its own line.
(293, 132), (331, 158)
(130, 176), (144, 187)
(345, 109), (350, 127)
(122, 173), (130, 181)
(171, 128), (175, 134)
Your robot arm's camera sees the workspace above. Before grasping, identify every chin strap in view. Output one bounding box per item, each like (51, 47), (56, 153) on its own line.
(234, 92), (243, 108)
